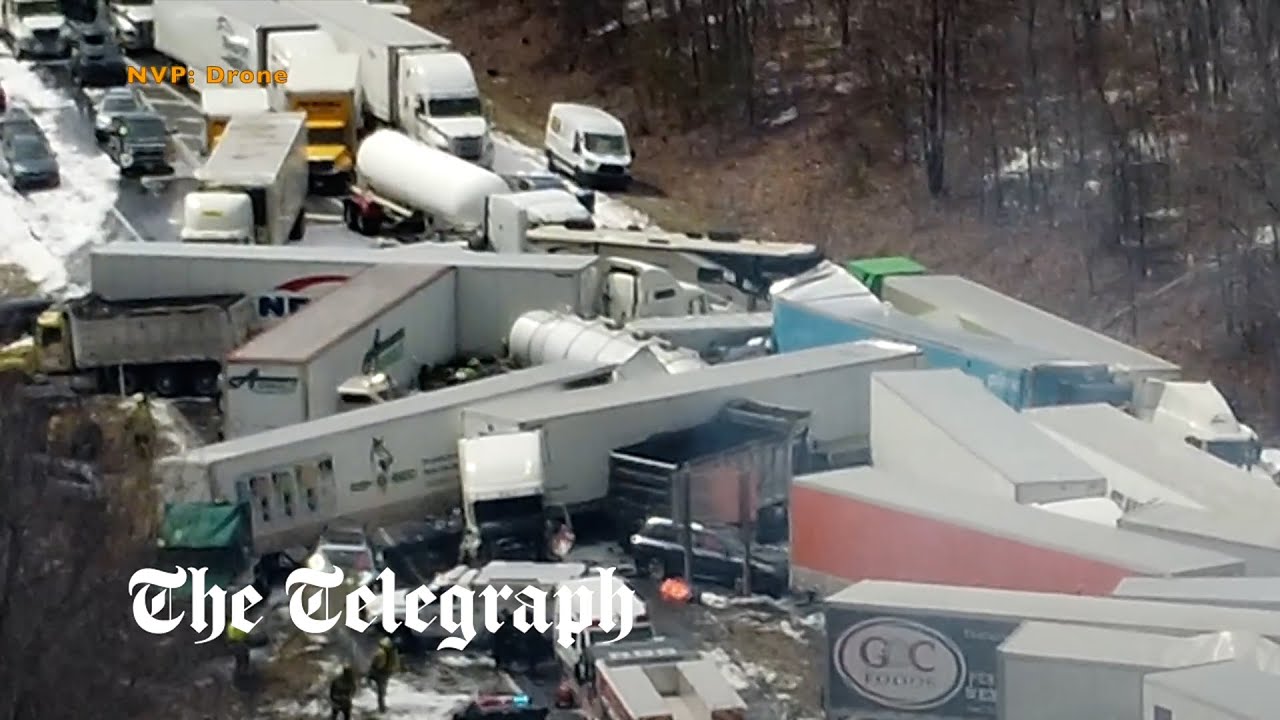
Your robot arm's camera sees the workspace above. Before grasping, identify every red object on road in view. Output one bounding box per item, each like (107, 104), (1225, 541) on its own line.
(659, 577), (693, 604)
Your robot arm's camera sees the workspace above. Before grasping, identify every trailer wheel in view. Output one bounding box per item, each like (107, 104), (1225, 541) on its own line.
(152, 368), (182, 398)
(107, 367), (143, 396)
(289, 211), (306, 241)
(192, 369), (220, 397)
(342, 201), (359, 231)
(356, 212), (382, 236)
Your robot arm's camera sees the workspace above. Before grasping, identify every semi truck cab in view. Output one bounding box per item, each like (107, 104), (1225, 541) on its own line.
(458, 432), (551, 562)
(336, 371), (408, 409)
(0, 308), (70, 376)
(5, 0), (69, 58)
(1134, 379), (1262, 469)
(108, 0), (153, 51)
(400, 52), (494, 168)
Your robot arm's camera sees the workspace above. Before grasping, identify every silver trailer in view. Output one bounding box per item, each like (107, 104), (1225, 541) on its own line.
(870, 369), (1106, 504)
(998, 623), (1271, 720)
(158, 360), (615, 553)
(1112, 576), (1280, 611)
(882, 274), (1180, 399)
(87, 242), (601, 335)
(823, 580), (1280, 720)
(789, 468), (1242, 598)
(461, 341), (926, 508)
(223, 264), (457, 437)
(1144, 660), (1280, 720)
(1028, 404), (1280, 522)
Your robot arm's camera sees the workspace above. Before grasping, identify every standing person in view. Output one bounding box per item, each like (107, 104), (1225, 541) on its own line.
(329, 667), (356, 720)
(367, 636), (400, 713)
(225, 624), (250, 679)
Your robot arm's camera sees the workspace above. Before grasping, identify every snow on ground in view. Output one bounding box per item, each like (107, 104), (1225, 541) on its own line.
(0, 55), (121, 295)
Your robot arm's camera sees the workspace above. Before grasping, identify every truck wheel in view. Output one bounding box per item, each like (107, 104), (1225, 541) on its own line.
(289, 211), (306, 241)
(109, 368), (142, 396)
(192, 370), (219, 397)
(152, 369), (182, 398)
(356, 213), (381, 236)
(342, 201), (359, 231)
(545, 150), (556, 172)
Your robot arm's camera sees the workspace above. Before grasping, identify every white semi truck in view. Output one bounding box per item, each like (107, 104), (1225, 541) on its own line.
(222, 264), (457, 438)
(285, 0), (494, 167)
(3, 0), (68, 58)
(107, 0), (153, 51)
(181, 112), (309, 245)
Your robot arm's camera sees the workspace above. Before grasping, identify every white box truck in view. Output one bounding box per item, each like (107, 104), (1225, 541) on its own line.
(152, 0), (320, 89)
(181, 112), (309, 245)
(4, 0), (69, 59)
(460, 340), (926, 510)
(264, 37), (360, 187)
(223, 264), (457, 437)
(108, 0), (154, 52)
(285, 0), (494, 166)
(158, 361), (617, 553)
(869, 368), (1107, 504)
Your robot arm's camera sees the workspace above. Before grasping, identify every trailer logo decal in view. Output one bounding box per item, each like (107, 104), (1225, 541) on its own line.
(361, 328), (406, 373)
(833, 617), (966, 711)
(259, 275), (350, 319)
(226, 368), (298, 394)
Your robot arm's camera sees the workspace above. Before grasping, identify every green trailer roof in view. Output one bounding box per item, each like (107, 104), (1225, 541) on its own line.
(846, 256), (928, 278)
(159, 502), (244, 549)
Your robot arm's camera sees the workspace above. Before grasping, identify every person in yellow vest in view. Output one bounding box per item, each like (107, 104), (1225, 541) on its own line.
(226, 623), (250, 678)
(124, 393), (157, 460)
(367, 636), (400, 712)
(329, 666), (356, 720)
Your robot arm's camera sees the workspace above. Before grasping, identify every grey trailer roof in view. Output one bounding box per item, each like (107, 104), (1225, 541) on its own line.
(198, 112), (306, 186)
(180, 361), (615, 463)
(886, 275), (1179, 375)
(625, 312), (773, 335)
(826, 581), (1280, 638)
(999, 622), (1247, 668)
(1027, 403), (1280, 519)
(286, 0), (451, 47)
(229, 264), (451, 363)
(201, 0), (319, 27)
(91, 240), (599, 272)
(464, 340), (920, 423)
(1119, 502), (1280, 551)
(796, 468), (1241, 575)
(1145, 660), (1280, 718)
(1113, 577), (1280, 610)
(873, 369), (1104, 490)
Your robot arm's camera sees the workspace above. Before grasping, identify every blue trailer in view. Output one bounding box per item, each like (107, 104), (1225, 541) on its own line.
(773, 296), (1130, 410)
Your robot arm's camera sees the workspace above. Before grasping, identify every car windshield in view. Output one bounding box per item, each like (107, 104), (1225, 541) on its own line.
(103, 96), (138, 113)
(10, 139), (47, 161)
(81, 33), (105, 44)
(428, 97), (483, 117)
(16, 1), (61, 16)
(584, 133), (627, 155)
(121, 117), (165, 138)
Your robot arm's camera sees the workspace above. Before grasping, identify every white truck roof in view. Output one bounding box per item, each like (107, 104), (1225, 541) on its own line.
(550, 102), (627, 135)
(526, 224), (819, 259)
(284, 54), (360, 94)
(1145, 660), (1280, 718)
(200, 88), (271, 116)
(1000, 622), (1272, 669)
(1117, 501), (1280, 552)
(229, 264), (451, 363)
(286, 0), (450, 47)
(883, 274), (1180, 377)
(1112, 577), (1280, 610)
(197, 112), (307, 187)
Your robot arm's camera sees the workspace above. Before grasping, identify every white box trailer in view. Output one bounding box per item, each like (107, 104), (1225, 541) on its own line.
(1028, 404), (1280, 521)
(881, 274), (1180, 393)
(223, 264), (457, 437)
(998, 623), (1273, 720)
(158, 360), (617, 553)
(870, 369), (1106, 504)
(87, 242), (600, 335)
(1112, 576), (1280, 611)
(1144, 660), (1280, 720)
(152, 0), (323, 90)
(1116, 503), (1280, 576)
(822, 580), (1280, 720)
(461, 340), (926, 508)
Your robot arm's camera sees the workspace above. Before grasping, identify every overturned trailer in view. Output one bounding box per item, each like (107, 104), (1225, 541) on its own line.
(158, 361), (616, 554)
(508, 310), (705, 380)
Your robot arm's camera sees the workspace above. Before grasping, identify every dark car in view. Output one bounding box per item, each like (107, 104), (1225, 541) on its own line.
(628, 517), (789, 597)
(502, 171), (595, 214)
(0, 108), (44, 145)
(69, 27), (128, 86)
(102, 111), (171, 175)
(451, 695), (549, 720)
(0, 135), (60, 190)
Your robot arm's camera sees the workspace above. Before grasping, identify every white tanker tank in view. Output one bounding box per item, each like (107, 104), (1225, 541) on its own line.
(508, 310), (706, 380)
(344, 130), (509, 236)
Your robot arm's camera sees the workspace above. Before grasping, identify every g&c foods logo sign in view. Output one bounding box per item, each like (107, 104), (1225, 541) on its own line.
(833, 617), (966, 711)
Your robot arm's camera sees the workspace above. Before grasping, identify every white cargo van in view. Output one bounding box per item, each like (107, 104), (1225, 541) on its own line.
(544, 103), (633, 191)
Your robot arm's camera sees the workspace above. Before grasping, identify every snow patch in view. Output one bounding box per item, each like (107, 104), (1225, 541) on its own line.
(704, 647), (752, 691)
(0, 56), (120, 294)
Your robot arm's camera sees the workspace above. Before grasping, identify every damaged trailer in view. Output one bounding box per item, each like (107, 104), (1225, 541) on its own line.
(1111, 576), (1280, 611)
(158, 361), (616, 554)
(790, 467), (1243, 598)
(460, 340), (926, 513)
(508, 310), (706, 380)
(623, 312), (773, 359)
(223, 264), (457, 437)
(823, 579), (1280, 720)
(87, 242), (601, 343)
(871, 369), (1106, 504)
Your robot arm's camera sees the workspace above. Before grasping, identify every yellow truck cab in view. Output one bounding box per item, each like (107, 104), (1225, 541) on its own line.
(0, 309), (69, 376)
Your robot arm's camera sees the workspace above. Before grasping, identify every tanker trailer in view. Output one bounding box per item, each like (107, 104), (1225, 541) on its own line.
(341, 129), (508, 237)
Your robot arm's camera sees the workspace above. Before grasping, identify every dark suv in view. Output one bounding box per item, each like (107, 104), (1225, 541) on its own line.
(628, 517), (789, 597)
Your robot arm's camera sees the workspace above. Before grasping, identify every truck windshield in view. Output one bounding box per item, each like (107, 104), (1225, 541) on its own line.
(428, 97), (482, 117)
(475, 495), (543, 526)
(309, 127), (347, 146)
(1202, 440), (1260, 468)
(584, 133), (627, 155)
(16, 1), (61, 16)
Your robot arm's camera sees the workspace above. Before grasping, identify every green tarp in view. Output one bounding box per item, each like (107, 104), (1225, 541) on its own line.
(159, 502), (244, 549)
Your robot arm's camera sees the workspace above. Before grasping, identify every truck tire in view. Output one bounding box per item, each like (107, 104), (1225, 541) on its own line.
(342, 201), (359, 231)
(105, 367), (142, 396)
(357, 212), (381, 236)
(152, 368), (182, 398)
(192, 369), (220, 397)
(545, 150), (556, 172)
(289, 211), (306, 241)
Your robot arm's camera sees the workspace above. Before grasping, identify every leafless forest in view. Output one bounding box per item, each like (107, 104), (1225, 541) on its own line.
(421, 0), (1280, 427)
